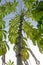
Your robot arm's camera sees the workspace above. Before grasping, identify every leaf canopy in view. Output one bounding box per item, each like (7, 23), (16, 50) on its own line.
(0, 0), (18, 18)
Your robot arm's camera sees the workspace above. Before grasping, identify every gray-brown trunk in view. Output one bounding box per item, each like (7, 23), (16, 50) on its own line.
(2, 54), (5, 65)
(16, 13), (24, 65)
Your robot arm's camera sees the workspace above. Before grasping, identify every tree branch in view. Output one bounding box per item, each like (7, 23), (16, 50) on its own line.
(28, 48), (40, 65)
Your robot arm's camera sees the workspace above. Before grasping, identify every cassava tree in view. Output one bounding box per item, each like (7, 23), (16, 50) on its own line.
(0, 15), (9, 65)
(8, 0), (43, 65)
(0, 0), (17, 65)
(0, 3), (10, 65)
(0, 0), (43, 65)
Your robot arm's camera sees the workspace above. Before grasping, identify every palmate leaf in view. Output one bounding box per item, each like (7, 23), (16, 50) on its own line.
(23, 0), (43, 53)
(32, 1), (43, 21)
(32, 10), (43, 21)
(23, 0), (43, 22)
(37, 38), (43, 53)
(0, 41), (9, 56)
(30, 29), (40, 45)
(0, 41), (7, 56)
(0, 20), (5, 29)
(24, 10), (32, 18)
(30, 27), (43, 53)
(8, 29), (18, 44)
(21, 48), (29, 62)
(23, 20), (42, 46)
(9, 15), (20, 26)
(23, 0), (35, 9)
(37, 19), (43, 34)
(8, 31), (18, 44)
(21, 38), (27, 47)
(0, 47), (2, 56)
(8, 15), (20, 44)
(0, 30), (2, 40)
(37, 19), (43, 53)
(0, 29), (7, 40)
(0, 0), (18, 17)
(4, 41), (10, 50)
(36, 1), (43, 12)
(23, 21), (33, 38)
(3, 30), (7, 39)
(23, 0), (39, 19)
(0, 20), (6, 40)
(5, 60), (14, 65)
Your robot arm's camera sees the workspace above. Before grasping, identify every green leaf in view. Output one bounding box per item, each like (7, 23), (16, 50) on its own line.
(32, 1), (43, 21)
(0, 29), (7, 40)
(0, 1), (18, 16)
(21, 49), (29, 61)
(0, 41), (7, 56)
(22, 38), (27, 47)
(0, 20), (5, 29)
(8, 15), (20, 44)
(0, 48), (2, 56)
(5, 60), (14, 65)
(23, 21), (33, 38)
(4, 41), (10, 50)
(0, 0), (1, 2)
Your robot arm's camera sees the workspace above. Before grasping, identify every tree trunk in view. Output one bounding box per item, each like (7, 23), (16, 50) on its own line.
(16, 13), (24, 65)
(2, 54), (5, 65)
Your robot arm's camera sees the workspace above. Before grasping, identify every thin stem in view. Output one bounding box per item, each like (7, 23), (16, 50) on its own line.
(24, 60), (29, 65)
(28, 48), (40, 65)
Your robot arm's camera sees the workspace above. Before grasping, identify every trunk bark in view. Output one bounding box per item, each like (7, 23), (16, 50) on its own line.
(16, 13), (24, 65)
(2, 54), (5, 65)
